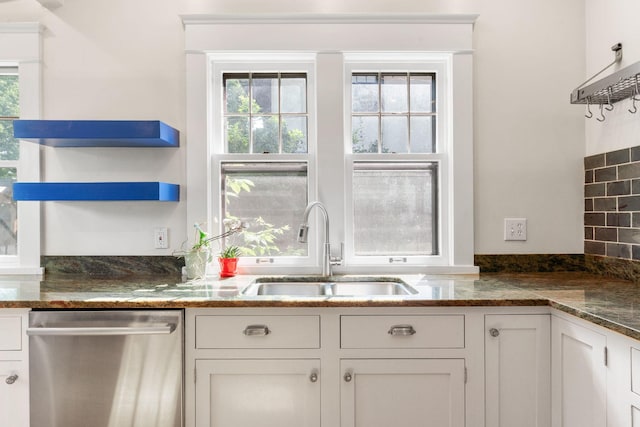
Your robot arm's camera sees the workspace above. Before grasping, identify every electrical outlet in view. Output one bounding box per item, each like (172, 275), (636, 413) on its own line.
(504, 218), (527, 241)
(154, 228), (168, 249)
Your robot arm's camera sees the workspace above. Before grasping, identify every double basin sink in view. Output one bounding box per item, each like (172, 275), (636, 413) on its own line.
(241, 276), (418, 297)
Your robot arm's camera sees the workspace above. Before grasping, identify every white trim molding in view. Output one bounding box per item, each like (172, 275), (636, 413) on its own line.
(182, 14), (478, 275)
(0, 22), (43, 275)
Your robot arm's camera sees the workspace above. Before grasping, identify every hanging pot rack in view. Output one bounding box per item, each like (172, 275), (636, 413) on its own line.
(571, 43), (640, 119)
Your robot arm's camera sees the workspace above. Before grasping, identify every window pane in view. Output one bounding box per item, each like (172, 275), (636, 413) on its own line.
(281, 74), (306, 113)
(352, 116), (378, 153)
(223, 163), (308, 257)
(0, 121), (19, 161)
(0, 168), (17, 255)
(281, 116), (307, 153)
(353, 163), (437, 256)
(226, 117), (250, 153)
(224, 74), (250, 114)
(352, 74), (379, 113)
(381, 116), (408, 153)
(252, 74), (278, 114)
(252, 116), (279, 154)
(381, 74), (407, 113)
(410, 116), (435, 153)
(0, 73), (19, 161)
(410, 74), (434, 113)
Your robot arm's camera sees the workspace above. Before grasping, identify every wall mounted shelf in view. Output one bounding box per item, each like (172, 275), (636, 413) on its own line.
(13, 120), (179, 147)
(13, 182), (180, 202)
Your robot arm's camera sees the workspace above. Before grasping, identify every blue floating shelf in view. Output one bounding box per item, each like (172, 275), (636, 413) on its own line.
(13, 182), (180, 202)
(13, 120), (179, 147)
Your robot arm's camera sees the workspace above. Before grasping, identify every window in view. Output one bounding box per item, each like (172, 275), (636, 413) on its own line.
(184, 15), (476, 274)
(221, 162), (308, 258)
(345, 56), (449, 268)
(352, 162), (438, 258)
(0, 68), (18, 256)
(0, 23), (42, 274)
(351, 72), (436, 154)
(224, 73), (308, 154)
(209, 56), (316, 269)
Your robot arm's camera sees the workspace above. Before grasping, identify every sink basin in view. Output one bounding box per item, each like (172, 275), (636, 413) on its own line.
(250, 282), (328, 296)
(241, 277), (417, 297)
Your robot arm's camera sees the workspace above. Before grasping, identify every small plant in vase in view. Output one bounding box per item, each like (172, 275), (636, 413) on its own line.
(218, 245), (241, 277)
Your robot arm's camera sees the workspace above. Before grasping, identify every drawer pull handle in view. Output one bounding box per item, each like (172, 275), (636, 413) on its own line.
(4, 374), (17, 385)
(489, 328), (500, 337)
(388, 325), (416, 336)
(344, 372), (352, 382)
(243, 325), (270, 336)
(310, 371), (318, 383)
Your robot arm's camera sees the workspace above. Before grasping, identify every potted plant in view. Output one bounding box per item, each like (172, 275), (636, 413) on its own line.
(218, 245), (241, 277)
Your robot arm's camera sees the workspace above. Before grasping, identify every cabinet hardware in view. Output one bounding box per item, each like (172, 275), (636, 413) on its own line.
(388, 325), (416, 336)
(604, 346), (608, 367)
(4, 374), (18, 385)
(310, 372), (318, 383)
(489, 328), (500, 337)
(243, 325), (270, 336)
(344, 372), (352, 382)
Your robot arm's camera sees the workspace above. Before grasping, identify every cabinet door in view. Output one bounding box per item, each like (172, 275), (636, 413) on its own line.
(0, 360), (28, 427)
(552, 316), (607, 427)
(485, 314), (551, 427)
(195, 359), (320, 427)
(340, 358), (465, 427)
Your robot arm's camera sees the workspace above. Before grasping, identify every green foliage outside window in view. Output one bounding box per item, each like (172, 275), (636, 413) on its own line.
(225, 78), (306, 154)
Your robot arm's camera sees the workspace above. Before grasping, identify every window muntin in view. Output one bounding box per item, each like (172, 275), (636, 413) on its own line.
(352, 162), (438, 257)
(0, 68), (18, 256)
(221, 162), (308, 258)
(224, 73), (308, 154)
(351, 72), (436, 154)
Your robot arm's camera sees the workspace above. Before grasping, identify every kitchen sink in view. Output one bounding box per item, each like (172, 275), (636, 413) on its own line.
(241, 277), (418, 297)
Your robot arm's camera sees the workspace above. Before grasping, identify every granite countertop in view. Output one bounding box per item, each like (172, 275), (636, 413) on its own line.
(0, 271), (638, 340)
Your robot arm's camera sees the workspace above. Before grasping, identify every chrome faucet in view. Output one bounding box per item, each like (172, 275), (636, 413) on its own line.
(298, 201), (341, 276)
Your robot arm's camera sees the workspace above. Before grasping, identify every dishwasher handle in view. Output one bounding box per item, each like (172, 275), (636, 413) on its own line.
(26, 323), (177, 336)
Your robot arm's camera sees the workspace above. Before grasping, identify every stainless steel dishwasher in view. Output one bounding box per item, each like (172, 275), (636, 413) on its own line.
(28, 310), (183, 427)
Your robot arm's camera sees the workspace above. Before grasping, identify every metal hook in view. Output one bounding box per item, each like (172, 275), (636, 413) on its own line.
(585, 97), (593, 118)
(629, 91), (638, 114)
(605, 87), (615, 111)
(597, 104), (606, 122)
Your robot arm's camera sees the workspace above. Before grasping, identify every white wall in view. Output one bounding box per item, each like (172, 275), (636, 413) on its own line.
(585, 0), (640, 156)
(1, 0), (586, 257)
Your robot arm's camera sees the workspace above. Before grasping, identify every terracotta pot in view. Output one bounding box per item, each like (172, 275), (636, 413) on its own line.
(218, 257), (238, 277)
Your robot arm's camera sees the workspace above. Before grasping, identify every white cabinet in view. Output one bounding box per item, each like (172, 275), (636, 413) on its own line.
(339, 314), (466, 427)
(195, 359), (320, 427)
(340, 358), (465, 427)
(551, 315), (607, 427)
(186, 309), (472, 427)
(603, 328), (640, 427)
(0, 309), (29, 427)
(485, 314), (551, 427)
(188, 312), (322, 427)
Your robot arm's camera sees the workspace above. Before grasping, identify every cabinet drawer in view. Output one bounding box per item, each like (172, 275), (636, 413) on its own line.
(195, 315), (320, 349)
(0, 317), (22, 351)
(341, 315), (464, 349)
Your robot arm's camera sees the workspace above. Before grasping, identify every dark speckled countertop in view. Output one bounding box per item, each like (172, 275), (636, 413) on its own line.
(1, 272), (638, 340)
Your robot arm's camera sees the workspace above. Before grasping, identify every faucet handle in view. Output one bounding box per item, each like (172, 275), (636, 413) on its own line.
(330, 242), (344, 266)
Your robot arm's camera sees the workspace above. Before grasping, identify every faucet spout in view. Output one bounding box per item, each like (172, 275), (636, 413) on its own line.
(298, 201), (332, 276)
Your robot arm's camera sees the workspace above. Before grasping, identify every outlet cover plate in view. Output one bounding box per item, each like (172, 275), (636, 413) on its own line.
(504, 218), (527, 241)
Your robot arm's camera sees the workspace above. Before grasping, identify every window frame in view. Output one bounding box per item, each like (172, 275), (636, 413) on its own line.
(0, 24), (42, 274)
